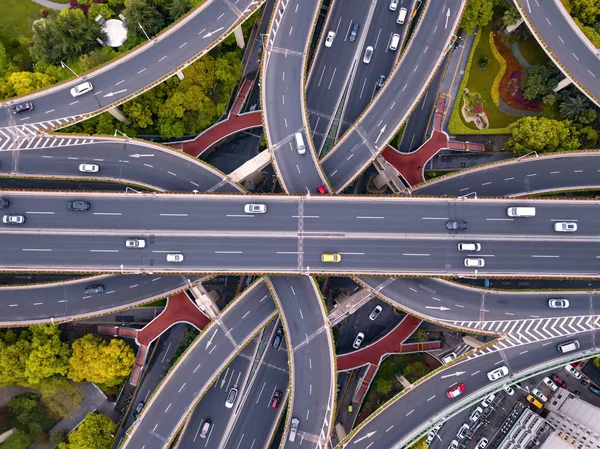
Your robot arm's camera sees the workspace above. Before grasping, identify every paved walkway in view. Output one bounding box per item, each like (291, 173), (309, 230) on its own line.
(31, 0), (69, 10)
(98, 292), (210, 386)
(30, 383), (115, 449)
(382, 97), (485, 186)
(170, 79), (262, 157)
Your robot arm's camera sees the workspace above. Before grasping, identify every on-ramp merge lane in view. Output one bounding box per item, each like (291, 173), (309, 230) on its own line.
(0, 0), (263, 132)
(321, 0), (466, 192)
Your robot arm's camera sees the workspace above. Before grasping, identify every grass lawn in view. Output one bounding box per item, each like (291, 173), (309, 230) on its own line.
(517, 37), (550, 66)
(0, 0), (40, 43)
(461, 23), (520, 130)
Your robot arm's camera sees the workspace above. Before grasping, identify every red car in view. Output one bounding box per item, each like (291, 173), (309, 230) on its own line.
(316, 185), (327, 194)
(271, 390), (283, 408)
(447, 383), (466, 399)
(551, 374), (567, 388)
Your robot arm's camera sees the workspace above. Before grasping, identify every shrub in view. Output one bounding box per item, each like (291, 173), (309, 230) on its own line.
(488, 32), (506, 107)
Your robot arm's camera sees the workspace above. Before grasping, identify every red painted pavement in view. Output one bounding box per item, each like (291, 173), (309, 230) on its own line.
(337, 315), (422, 371)
(170, 79), (263, 157)
(382, 95), (484, 186)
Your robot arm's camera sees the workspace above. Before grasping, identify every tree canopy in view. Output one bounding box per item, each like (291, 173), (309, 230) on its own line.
(506, 117), (582, 155)
(460, 0), (497, 33)
(69, 334), (135, 387)
(58, 412), (115, 449)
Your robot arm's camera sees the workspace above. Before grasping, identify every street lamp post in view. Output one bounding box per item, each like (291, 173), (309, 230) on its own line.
(60, 61), (79, 78)
(138, 22), (151, 41)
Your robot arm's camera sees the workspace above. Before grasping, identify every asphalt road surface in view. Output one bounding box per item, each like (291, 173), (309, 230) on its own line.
(270, 277), (335, 448)
(122, 279), (277, 449)
(321, 0), (466, 191)
(515, 0), (600, 106)
(0, 139), (241, 193)
(0, 0), (263, 132)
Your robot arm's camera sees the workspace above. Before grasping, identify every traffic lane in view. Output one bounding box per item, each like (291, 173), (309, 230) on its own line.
(124, 280), (275, 449)
(339, 0), (407, 133)
(345, 333), (594, 449)
(0, 194), (301, 233)
(303, 198), (600, 235)
(516, 0), (600, 104)
(0, 274), (196, 324)
(270, 276), (325, 338)
(9, 144), (234, 193)
(220, 281), (277, 342)
(226, 352), (289, 449)
(178, 349), (254, 449)
(289, 332), (334, 449)
(359, 277), (595, 323)
(322, 1), (464, 191)
(302, 237), (600, 276)
(272, 0), (319, 55)
(414, 154), (600, 197)
(0, 234), (301, 272)
(1, 0), (255, 126)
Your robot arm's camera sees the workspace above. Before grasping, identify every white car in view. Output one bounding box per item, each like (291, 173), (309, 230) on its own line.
(352, 332), (365, 349)
(442, 352), (457, 364)
(70, 81), (93, 97)
(362, 46), (373, 64)
(325, 31), (335, 47)
(244, 203), (267, 214)
(79, 163), (99, 173)
(469, 407), (483, 423)
(487, 366), (509, 381)
(2, 215), (25, 224)
(503, 384), (514, 395)
(564, 364), (582, 379)
(548, 298), (569, 309)
(464, 258), (485, 268)
(225, 387), (238, 408)
(425, 431), (435, 445)
(125, 239), (146, 249)
(389, 0), (399, 11)
(448, 441), (459, 449)
(532, 388), (548, 402)
(166, 253), (184, 263)
(476, 438), (489, 449)
(368, 305), (383, 320)
(543, 377), (558, 391)
(554, 222), (577, 232)
(480, 393), (495, 408)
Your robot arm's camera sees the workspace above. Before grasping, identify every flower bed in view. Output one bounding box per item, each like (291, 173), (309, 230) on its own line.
(494, 33), (541, 112)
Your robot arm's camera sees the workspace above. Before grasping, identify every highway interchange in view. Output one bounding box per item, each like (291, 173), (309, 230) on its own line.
(1, 0), (600, 448)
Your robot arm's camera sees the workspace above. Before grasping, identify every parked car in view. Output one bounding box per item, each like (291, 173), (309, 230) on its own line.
(564, 364), (582, 379)
(446, 220), (467, 231)
(325, 31), (335, 47)
(542, 377), (558, 391)
(532, 388), (547, 402)
(487, 366), (509, 381)
(480, 393), (495, 408)
(442, 352), (457, 364)
(66, 200), (90, 211)
(551, 373), (567, 388)
(369, 305), (383, 320)
(588, 384), (600, 396)
(70, 81), (94, 97)
(11, 102), (33, 114)
(84, 284), (105, 295)
(448, 441), (459, 449)
(469, 407), (483, 423)
(352, 332), (365, 349)
(133, 401), (145, 419)
(503, 384), (514, 395)
(79, 163), (99, 173)
(446, 383), (466, 399)
(2, 215), (25, 224)
(476, 438), (489, 449)
(271, 390), (283, 408)
(456, 423), (469, 439)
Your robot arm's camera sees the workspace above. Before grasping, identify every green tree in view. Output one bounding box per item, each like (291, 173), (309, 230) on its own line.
(89, 3), (116, 21)
(502, 5), (522, 27)
(1, 430), (33, 449)
(506, 117), (581, 155)
(30, 9), (101, 65)
(25, 325), (70, 385)
(402, 362), (429, 382)
(124, 0), (166, 39)
(521, 64), (559, 100)
(375, 377), (393, 396)
(559, 95), (590, 121)
(0, 71), (56, 99)
(168, 0), (192, 21)
(567, 0), (599, 24)
(7, 394), (54, 439)
(69, 334), (135, 387)
(0, 335), (31, 385)
(58, 413), (115, 449)
(410, 438), (429, 449)
(460, 0), (495, 33)
(577, 108), (598, 125)
(593, 357), (600, 368)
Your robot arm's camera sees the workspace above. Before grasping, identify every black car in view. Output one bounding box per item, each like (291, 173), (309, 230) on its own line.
(349, 23), (360, 42)
(0, 199), (8, 208)
(272, 327), (284, 349)
(588, 384), (600, 396)
(66, 201), (90, 211)
(376, 75), (386, 89)
(84, 284), (105, 295)
(11, 102), (33, 114)
(133, 401), (145, 419)
(446, 220), (468, 231)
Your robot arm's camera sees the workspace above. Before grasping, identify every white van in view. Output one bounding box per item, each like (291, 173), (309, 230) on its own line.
(397, 7), (408, 25)
(557, 340), (580, 353)
(507, 207), (536, 217)
(294, 132), (306, 155)
(389, 33), (400, 51)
